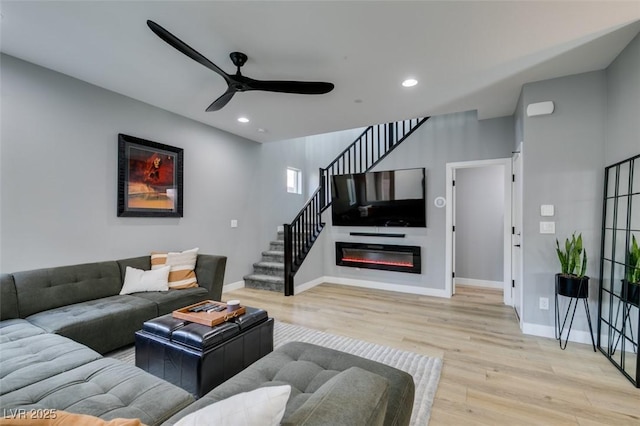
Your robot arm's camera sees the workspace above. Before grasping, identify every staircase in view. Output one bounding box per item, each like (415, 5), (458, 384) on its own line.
(244, 117), (430, 294)
(243, 231), (286, 292)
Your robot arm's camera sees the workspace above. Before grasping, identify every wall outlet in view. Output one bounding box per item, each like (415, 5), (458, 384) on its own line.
(539, 221), (555, 234)
(539, 297), (549, 310)
(540, 204), (555, 217)
(230, 219), (238, 228)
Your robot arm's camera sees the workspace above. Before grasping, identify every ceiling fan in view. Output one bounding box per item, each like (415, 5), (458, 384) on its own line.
(147, 20), (335, 112)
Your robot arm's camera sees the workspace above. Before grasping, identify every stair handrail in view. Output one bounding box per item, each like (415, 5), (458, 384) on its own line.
(283, 117), (430, 295)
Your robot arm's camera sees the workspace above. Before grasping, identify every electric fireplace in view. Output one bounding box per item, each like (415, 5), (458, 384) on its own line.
(335, 242), (421, 274)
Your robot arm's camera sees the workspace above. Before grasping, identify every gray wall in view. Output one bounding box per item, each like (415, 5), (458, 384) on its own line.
(321, 111), (514, 290)
(256, 136), (308, 248)
(0, 54), (263, 284)
(255, 126), (365, 275)
(519, 71), (607, 329)
(518, 32), (639, 333)
(303, 127), (366, 193)
(455, 165), (505, 282)
(295, 220), (328, 287)
(605, 33), (640, 164)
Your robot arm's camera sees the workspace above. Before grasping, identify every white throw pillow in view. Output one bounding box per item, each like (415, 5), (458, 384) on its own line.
(174, 385), (291, 426)
(119, 265), (170, 295)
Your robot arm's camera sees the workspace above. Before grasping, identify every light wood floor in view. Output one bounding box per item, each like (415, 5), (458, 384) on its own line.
(223, 283), (639, 425)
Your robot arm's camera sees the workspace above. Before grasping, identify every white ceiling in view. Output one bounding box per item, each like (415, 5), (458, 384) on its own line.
(1, 1), (639, 143)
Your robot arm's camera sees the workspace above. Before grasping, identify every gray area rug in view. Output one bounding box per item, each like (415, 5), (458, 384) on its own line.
(107, 321), (442, 425)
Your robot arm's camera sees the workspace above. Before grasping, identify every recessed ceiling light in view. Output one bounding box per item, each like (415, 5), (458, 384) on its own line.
(237, 117), (249, 123)
(402, 78), (418, 88)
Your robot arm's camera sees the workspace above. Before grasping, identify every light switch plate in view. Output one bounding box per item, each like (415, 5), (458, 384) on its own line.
(540, 221), (555, 234)
(540, 204), (554, 216)
(231, 219), (238, 228)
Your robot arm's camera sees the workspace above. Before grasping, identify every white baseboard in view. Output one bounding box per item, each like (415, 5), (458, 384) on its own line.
(522, 322), (596, 346)
(324, 276), (449, 298)
(295, 276), (326, 294)
(522, 322), (636, 353)
(223, 280), (245, 293)
(456, 277), (503, 289)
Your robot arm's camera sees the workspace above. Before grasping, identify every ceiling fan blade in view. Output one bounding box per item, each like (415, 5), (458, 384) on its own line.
(206, 89), (236, 112)
(246, 79), (334, 95)
(147, 20), (230, 83)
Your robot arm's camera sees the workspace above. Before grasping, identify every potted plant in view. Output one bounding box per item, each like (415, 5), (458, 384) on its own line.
(555, 233), (589, 298)
(622, 235), (640, 305)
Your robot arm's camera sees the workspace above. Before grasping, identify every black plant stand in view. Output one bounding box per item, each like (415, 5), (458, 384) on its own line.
(555, 275), (596, 351)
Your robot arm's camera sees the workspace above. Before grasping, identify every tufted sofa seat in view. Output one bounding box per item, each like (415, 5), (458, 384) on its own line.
(0, 319), (102, 394)
(0, 320), (194, 425)
(163, 341), (415, 426)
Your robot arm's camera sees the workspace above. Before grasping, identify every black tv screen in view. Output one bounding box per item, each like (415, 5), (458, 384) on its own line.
(331, 168), (426, 227)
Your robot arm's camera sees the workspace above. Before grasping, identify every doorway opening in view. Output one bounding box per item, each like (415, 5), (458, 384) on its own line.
(445, 159), (512, 306)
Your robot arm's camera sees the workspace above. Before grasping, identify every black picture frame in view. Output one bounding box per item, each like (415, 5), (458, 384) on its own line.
(117, 133), (183, 217)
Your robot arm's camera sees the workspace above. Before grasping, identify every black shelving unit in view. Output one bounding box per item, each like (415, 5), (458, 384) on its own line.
(597, 153), (640, 387)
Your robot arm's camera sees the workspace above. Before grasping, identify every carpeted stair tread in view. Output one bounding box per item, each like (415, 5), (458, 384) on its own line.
(269, 240), (284, 249)
(244, 274), (284, 292)
(253, 261), (284, 269)
(243, 274), (284, 283)
(261, 250), (285, 263)
(252, 261), (285, 277)
(249, 231), (287, 292)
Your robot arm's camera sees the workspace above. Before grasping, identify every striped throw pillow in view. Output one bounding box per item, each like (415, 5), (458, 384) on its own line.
(151, 248), (199, 289)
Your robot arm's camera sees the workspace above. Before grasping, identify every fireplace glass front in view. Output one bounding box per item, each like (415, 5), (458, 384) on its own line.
(335, 242), (421, 274)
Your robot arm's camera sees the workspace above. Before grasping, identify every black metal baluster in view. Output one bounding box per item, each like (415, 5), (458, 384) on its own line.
(377, 125), (381, 163)
(283, 224), (293, 295)
(359, 138), (363, 173)
(365, 131), (369, 170)
(307, 205), (311, 245)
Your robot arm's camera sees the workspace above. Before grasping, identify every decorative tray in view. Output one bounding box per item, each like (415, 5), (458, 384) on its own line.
(172, 300), (246, 327)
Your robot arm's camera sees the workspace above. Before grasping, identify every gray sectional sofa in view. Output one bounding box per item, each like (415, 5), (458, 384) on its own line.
(0, 255), (415, 425)
(1, 254), (226, 354)
(164, 341), (415, 426)
(0, 254), (226, 425)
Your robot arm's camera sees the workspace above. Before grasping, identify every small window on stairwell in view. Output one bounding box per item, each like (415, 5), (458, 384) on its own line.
(287, 167), (302, 194)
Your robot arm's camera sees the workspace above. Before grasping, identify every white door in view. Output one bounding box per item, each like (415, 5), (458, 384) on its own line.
(511, 148), (523, 322)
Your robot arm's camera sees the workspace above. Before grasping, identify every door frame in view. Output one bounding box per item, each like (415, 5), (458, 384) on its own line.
(445, 158), (512, 304)
(512, 143), (524, 328)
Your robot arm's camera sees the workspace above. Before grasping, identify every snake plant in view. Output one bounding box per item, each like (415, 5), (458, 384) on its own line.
(627, 235), (640, 284)
(556, 233), (587, 278)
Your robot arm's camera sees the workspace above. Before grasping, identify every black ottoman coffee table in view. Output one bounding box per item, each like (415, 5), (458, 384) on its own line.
(135, 306), (273, 398)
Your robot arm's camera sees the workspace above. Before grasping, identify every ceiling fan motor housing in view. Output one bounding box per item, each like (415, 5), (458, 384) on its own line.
(230, 52), (248, 68)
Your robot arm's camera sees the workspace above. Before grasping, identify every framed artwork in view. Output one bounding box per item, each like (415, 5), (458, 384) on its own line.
(117, 133), (183, 217)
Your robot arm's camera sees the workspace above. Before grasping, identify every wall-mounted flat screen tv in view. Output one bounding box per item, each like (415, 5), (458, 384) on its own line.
(331, 168), (426, 227)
